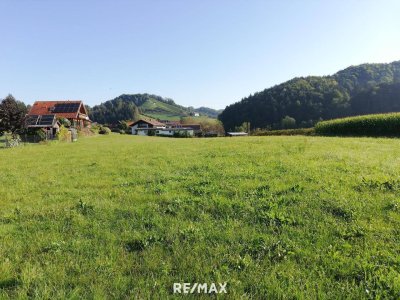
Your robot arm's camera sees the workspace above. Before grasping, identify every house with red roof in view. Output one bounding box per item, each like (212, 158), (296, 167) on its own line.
(28, 100), (91, 129)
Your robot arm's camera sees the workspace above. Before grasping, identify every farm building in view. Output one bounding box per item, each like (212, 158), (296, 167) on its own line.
(227, 132), (248, 137)
(129, 119), (197, 137)
(130, 119), (166, 135)
(163, 122), (201, 135)
(181, 124), (201, 135)
(25, 114), (61, 139)
(28, 100), (92, 129)
(156, 128), (194, 136)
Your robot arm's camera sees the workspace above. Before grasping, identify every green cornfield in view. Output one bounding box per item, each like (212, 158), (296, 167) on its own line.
(315, 113), (400, 137)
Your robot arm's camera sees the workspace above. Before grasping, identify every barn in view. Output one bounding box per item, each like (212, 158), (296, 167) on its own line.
(28, 100), (92, 129)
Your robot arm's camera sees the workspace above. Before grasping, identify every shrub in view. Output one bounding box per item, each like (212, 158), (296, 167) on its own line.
(281, 116), (296, 129)
(98, 126), (111, 135)
(90, 124), (101, 134)
(118, 120), (131, 133)
(315, 113), (400, 137)
(173, 131), (191, 138)
(252, 128), (315, 136)
(58, 118), (71, 127)
(235, 122), (251, 133)
(4, 133), (22, 148)
(57, 125), (70, 142)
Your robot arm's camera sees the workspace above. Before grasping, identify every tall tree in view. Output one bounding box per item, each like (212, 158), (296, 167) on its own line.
(0, 94), (28, 135)
(281, 116), (296, 129)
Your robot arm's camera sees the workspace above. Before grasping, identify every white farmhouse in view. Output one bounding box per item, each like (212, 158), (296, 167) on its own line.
(130, 119), (166, 135)
(129, 119), (196, 137)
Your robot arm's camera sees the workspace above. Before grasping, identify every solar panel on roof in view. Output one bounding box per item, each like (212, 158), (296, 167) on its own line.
(40, 115), (54, 120)
(26, 114), (56, 127)
(38, 115), (55, 126)
(26, 115), (39, 126)
(53, 103), (80, 113)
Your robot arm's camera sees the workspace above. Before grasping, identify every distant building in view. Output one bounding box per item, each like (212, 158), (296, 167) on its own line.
(182, 124), (201, 130)
(28, 100), (91, 129)
(227, 132), (248, 137)
(130, 119), (166, 135)
(129, 119), (197, 137)
(181, 124), (202, 136)
(156, 128), (194, 136)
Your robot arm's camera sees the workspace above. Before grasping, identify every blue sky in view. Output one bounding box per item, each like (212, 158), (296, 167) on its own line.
(1, 0), (399, 109)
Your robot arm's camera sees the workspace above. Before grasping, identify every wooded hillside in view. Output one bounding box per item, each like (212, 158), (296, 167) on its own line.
(219, 61), (400, 130)
(89, 94), (221, 124)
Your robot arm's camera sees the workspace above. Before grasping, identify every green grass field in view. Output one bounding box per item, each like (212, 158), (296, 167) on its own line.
(0, 135), (5, 149)
(1, 135), (400, 299)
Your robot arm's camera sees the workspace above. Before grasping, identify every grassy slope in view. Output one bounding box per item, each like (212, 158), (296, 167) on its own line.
(140, 98), (188, 120)
(0, 135), (400, 298)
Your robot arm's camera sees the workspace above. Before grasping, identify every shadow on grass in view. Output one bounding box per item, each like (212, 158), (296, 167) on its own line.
(0, 278), (20, 290)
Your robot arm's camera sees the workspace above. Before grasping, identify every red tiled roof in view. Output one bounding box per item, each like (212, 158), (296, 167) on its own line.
(28, 100), (85, 119)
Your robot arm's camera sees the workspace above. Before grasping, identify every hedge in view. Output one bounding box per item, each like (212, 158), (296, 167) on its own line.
(252, 128), (315, 136)
(315, 113), (400, 137)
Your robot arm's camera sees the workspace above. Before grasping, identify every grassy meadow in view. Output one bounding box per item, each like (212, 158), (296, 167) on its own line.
(140, 98), (187, 121)
(1, 134), (400, 299)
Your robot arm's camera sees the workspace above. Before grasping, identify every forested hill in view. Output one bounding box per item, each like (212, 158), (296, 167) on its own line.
(88, 94), (221, 124)
(350, 82), (400, 115)
(219, 61), (400, 130)
(192, 106), (223, 119)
